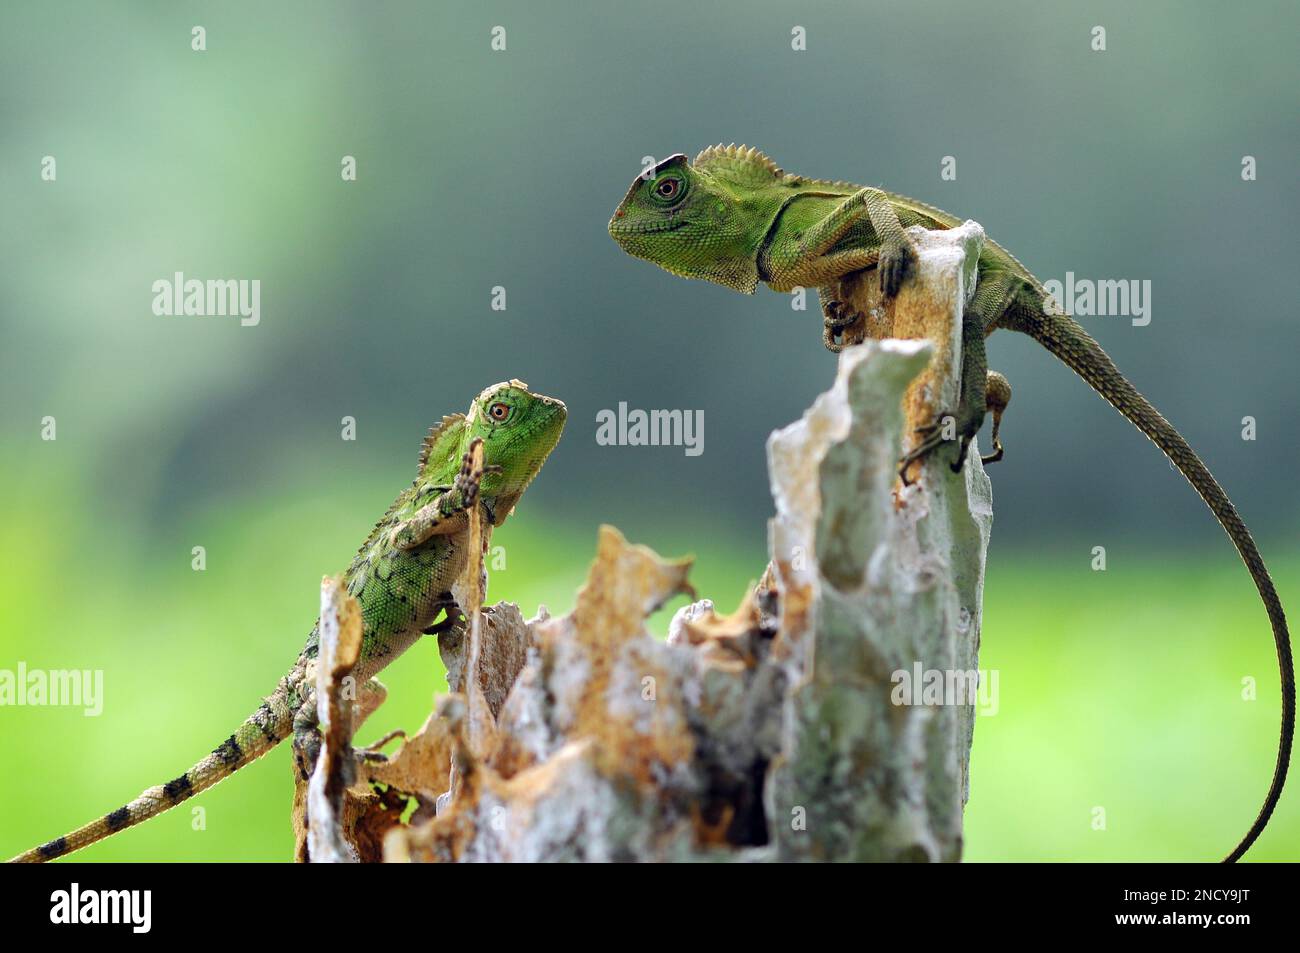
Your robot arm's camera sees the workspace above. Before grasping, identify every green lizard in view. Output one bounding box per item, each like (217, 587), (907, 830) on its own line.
(608, 144), (1292, 862)
(10, 380), (566, 863)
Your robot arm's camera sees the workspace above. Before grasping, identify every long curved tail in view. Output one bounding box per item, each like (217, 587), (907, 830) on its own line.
(1009, 303), (1294, 862)
(8, 675), (302, 863)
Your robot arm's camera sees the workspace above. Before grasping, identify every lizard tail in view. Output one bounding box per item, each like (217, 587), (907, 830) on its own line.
(1008, 303), (1294, 863)
(8, 673), (303, 863)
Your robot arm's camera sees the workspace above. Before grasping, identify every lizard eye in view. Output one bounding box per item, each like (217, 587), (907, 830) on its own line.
(651, 175), (685, 204)
(488, 401), (511, 422)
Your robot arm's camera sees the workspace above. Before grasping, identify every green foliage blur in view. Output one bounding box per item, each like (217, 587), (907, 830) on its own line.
(1, 1), (1296, 861)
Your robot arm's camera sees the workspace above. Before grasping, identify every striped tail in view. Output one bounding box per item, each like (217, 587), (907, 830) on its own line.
(1010, 303), (1294, 862)
(9, 677), (302, 863)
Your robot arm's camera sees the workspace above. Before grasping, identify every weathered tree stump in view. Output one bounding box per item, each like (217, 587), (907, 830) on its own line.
(302, 224), (994, 862)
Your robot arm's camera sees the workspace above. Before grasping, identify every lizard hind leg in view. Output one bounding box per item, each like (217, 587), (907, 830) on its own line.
(354, 678), (401, 762)
(899, 309), (990, 481)
(981, 370), (1012, 465)
(293, 670), (399, 775)
(291, 695), (322, 783)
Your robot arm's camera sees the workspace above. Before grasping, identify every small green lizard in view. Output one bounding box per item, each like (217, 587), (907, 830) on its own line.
(10, 380), (566, 862)
(609, 144), (1292, 862)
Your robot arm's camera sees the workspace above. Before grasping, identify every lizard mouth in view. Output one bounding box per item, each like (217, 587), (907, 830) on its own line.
(635, 219), (688, 234)
(608, 216), (689, 237)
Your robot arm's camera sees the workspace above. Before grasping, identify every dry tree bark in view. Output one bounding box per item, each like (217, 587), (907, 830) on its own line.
(303, 576), (362, 863)
(301, 223), (994, 862)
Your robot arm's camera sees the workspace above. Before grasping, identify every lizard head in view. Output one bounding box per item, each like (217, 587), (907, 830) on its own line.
(466, 380), (566, 523)
(608, 147), (784, 295)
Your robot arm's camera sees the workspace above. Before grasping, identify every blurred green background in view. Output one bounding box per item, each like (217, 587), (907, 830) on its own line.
(1, 1), (1296, 861)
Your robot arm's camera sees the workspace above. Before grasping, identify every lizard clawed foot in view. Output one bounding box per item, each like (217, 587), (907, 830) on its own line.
(951, 435), (975, 473)
(823, 324), (847, 353)
(356, 729), (406, 763)
(822, 300), (864, 353)
(878, 239), (917, 299)
(422, 605), (466, 638)
(897, 410), (978, 484)
(980, 436), (1004, 466)
(898, 428), (949, 485)
(823, 299), (859, 331)
(980, 371), (1011, 466)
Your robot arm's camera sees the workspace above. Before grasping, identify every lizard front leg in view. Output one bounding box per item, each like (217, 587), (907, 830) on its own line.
(769, 188), (918, 301)
(821, 291), (863, 353)
(818, 270), (900, 352)
(389, 439), (499, 550)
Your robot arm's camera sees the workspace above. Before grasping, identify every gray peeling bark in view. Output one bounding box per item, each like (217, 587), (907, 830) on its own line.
(302, 223), (994, 862)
